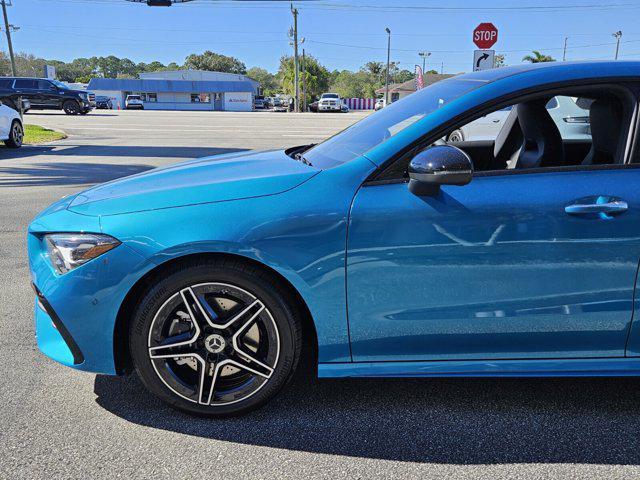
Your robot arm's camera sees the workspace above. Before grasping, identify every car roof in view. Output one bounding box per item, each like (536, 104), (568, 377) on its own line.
(454, 60), (640, 84)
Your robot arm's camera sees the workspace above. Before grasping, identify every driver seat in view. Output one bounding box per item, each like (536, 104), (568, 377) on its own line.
(514, 98), (564, 169)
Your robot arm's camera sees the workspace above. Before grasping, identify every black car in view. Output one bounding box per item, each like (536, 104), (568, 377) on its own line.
(0, 77), (95, 115)
(95, 95), (113, 109)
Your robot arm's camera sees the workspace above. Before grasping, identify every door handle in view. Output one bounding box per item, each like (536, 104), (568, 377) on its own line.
(565, 199), (628, 215)
(492, 119), (501, 123)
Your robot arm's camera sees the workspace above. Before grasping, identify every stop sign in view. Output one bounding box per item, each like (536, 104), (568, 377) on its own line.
(473, 23), (498, 49)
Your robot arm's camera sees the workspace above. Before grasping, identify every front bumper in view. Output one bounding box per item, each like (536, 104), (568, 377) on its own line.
(318, 104), (341, 111)
(28, 204), (148, 374)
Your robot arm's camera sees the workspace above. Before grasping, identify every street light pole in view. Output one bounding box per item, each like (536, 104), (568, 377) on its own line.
(613, 30), (622, 60)
(1, 0), (16, 76)
(301, 44), (306, 112)
(418, 51), (431, 73)
(385, 27), (391, 106)
(562, 37), (568, 61)
(291, 4), (300, 112)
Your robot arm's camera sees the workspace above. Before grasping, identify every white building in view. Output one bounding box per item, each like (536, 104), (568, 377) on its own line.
(88, 70), (259, 111)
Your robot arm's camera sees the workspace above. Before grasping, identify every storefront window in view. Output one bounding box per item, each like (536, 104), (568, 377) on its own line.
(191, 93), (211, 103)
(147, 93), (158, 102)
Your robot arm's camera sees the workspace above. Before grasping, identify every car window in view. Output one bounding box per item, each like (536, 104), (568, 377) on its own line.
(304, 78), (484, 169)
(0, 78), (13, 88)
(15, 79), (37, 89)
(442, 90), (632, 173)
(38, 80), (55, 90)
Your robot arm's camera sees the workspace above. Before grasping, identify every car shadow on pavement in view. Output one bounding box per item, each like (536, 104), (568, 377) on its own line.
(0, 145), (248, 160)
(0, 162), (155, 186)
(94, 370), (640, 465)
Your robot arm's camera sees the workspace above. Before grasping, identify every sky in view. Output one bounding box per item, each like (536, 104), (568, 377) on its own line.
(8, 0), (640, 74)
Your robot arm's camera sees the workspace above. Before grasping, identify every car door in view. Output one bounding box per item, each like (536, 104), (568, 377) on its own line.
(462, 107), (510, 140)
(14, 79), (41, 106)
(0, 102), (11, 138)
(346, 91), (640, 362)
(38, 80), (60, 108)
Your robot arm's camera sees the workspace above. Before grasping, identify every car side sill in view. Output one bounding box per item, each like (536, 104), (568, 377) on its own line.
(318, 358), (640, 378)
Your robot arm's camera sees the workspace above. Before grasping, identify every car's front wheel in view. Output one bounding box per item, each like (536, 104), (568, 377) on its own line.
(5, 120), (23, 148)
(63, 100), (80, 115)
(129, 258), (302, 417)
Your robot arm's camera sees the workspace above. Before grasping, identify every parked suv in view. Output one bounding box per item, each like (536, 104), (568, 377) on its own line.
(0, 77), (94, 115)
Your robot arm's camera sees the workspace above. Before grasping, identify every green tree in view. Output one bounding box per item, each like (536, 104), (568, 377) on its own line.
(522, 50), (555, 63)
(494, 53), (506, 67)
(246, 67), (278, 95)
(394, 69), (414, 84)
(277, 55), (330, 99)
(184, 50), (246, 74)
(145, 61), (166, 72)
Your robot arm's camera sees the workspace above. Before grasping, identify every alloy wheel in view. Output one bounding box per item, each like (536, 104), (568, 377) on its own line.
(147, 282), (280, 406)
(11, 122), (22, 146)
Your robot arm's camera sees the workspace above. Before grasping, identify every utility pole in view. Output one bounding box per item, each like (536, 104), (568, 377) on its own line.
(418, 51), (431, 73)
(1, 0), (16, 76)
(441, 61), (443, 74)
(562, 37), (568, 61)
(385, 27), (391, 106)
(613, 30), (622, 60)
(290, 4), (300, 112)
(301, 46), (306, 112)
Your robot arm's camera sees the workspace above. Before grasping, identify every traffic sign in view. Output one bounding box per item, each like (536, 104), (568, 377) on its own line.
(473, 50), (495, 71)
(473, 23), (498, 49)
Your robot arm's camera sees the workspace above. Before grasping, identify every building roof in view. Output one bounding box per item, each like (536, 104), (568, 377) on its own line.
(87, 77), (255, 93)
(376, 73), (455, 95)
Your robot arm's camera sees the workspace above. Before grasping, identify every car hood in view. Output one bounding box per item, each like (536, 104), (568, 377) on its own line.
(68, 149), (320, 216)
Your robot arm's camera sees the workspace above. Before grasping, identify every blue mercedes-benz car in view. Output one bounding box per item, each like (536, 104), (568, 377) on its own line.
(28, 61), (640, 416)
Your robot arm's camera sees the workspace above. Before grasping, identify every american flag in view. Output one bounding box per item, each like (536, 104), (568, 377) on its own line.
(415, 65), (424, 90)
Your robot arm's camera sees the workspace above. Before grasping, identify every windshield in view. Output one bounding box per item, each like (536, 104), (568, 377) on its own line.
(128, 95), (141, 100)
(303, 78), (485, 169)
(50, 79), (68, 89)
(322, 93), (339, 99)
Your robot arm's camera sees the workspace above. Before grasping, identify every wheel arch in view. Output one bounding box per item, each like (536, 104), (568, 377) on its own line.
(113, 251), (318, 375)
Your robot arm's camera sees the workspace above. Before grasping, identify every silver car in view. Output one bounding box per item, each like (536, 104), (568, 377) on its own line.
(447, 96), (590, 142)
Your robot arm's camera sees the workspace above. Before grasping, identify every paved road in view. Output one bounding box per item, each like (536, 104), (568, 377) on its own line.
(3, 110), (640, 479)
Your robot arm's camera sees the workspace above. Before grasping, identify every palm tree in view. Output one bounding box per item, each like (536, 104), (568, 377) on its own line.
(522, 50), (556, 63)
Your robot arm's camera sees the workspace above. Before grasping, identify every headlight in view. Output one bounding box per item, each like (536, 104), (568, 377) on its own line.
(44, 233), (121, 274)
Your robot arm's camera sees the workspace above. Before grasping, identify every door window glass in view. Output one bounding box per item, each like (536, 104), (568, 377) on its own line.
(441, 89), (632, 173)
(14, 79), (37, 89)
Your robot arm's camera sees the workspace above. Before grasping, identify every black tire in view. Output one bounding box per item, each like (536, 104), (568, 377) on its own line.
(4, 120), (22, 148)
(63, 100), (80, 115)
(129, 257), (302, 417)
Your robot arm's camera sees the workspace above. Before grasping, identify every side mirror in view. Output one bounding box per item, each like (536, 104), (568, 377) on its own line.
(408, 145), (473, 196)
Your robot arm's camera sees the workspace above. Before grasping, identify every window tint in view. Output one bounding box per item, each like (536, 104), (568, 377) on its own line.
(440, 90), (631, 173)
(15, 79), (37, 89)
(0, 78), (13, 88)
(38, 80), (55, 90)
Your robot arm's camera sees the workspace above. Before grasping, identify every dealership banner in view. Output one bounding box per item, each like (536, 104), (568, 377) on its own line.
(343, 98), (375, 110)
(415, 65), (424, 90)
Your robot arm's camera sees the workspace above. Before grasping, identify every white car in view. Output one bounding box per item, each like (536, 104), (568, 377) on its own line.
(125, 95), (144, 110)
(318, 93), (342, 112)
(0, 100), (23, 148)
(374, 98), (385, 110)
(447, 96), (590, 142)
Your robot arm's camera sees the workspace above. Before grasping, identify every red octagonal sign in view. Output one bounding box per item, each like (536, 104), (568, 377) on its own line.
(473, 23), (498, 49)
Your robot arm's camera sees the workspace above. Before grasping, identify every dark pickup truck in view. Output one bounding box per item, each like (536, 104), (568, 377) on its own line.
(0, 77), (95, 115)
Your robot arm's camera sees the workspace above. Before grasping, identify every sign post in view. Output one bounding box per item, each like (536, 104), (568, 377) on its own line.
(473, 23), (498, 49)
(472, 23), (498, 71)
(473, 50), (495, 71)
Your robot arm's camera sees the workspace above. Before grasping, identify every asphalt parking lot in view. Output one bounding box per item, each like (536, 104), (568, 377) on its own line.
(3, 109), (640, 479)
